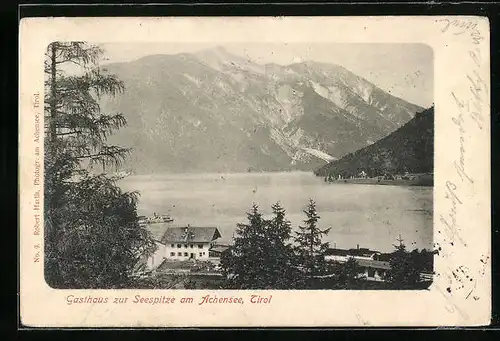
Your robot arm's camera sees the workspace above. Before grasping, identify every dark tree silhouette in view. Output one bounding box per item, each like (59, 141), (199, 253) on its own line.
(265, 202), (302, 288)
(220, 204), (268, 289)
(220, 203), (298, 289)
(293, 199), (331, 287)
(44, 42), (156, 288)
(386, 235), (421, 289)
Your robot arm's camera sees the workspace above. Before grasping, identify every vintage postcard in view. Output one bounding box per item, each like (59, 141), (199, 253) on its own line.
(19, 16), (491, 327)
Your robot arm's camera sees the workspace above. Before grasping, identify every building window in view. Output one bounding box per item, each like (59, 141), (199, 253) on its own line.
(190, 244), (194, 248)
(171, 244), (174, 248)
(198, 244), (203, 249)
(199, 253), (203, 257)
(184, 244), (188, 248)
(177, 252), (182, 256)
(170, 252), (175, 257)
(177, 244), (181, 248)
(184, 252), (188, 256)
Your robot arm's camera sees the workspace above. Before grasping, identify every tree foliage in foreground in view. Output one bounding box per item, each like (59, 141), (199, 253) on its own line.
(220, 203), (299, 289)
(221, 200), (333, 289)
(385, 237), (422, 289)
(219, 199), (433, 290)
(293, 199), (331, 285)
(44, 42), (156, 288)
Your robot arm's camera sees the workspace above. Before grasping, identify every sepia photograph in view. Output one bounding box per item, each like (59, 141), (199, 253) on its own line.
(44, 42), (434, 290)
(19, 16), (490, 327)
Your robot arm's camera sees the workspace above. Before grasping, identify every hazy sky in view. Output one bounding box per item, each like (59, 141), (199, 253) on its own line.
(100, 43), (433, 108)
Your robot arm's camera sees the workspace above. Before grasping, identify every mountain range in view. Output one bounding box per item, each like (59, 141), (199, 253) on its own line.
(314, 106), (434, 177)
(101, 46), (424, 173)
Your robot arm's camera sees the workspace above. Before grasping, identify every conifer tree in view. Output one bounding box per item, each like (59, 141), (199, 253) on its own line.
(44, 42), (156, 288)
(220, 203), (299, 289)
(220, 204), (268, 289)
(386, 235), (421, 289)
(265, 202), (301, 288)
(293, 199), (331, 286)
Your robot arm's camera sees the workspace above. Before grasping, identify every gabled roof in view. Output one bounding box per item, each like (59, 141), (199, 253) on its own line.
(347, 248), (381, 257)
(146, 224), (221, 244)
(325, 248), (350, 256)
(376, 253), (392, 262)
(325, 248), (381, 258)
(148, 225), (221, 244)
(356, 259), (391, 270)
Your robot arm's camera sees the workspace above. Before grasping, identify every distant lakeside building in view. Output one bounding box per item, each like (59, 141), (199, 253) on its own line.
(324, 172), (434, 187)
(325, 245), (391, 282)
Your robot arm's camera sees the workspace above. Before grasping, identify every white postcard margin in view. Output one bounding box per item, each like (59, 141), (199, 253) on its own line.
(19, 16), (491, 327)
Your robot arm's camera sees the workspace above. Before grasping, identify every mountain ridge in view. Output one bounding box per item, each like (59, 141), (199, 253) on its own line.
(314, 106), (434, 178)
(101, 47), (424, 174)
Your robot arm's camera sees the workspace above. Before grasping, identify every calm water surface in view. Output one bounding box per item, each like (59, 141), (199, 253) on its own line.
(119, 172), (433, 253)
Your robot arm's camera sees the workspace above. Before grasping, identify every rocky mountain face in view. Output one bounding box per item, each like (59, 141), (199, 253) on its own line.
(314, 107), (434, 177)
(101, 46), (423, 174)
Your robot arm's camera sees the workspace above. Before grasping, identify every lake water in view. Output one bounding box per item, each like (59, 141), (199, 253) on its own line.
(118, 171), (433, 253)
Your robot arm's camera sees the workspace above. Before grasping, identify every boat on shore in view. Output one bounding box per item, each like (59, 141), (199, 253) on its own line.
(138, 213), (174, 225)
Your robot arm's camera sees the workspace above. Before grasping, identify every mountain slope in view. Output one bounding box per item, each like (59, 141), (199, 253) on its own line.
(101, 47), (424, 174)
(314, 106), (434, 177)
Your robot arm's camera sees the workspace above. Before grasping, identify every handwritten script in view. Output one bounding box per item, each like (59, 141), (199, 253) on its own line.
(438, 18), (484, 45)
(436, 17), (489, 316)
(438, 17), (488, 246)
(443, 33), (487, 247)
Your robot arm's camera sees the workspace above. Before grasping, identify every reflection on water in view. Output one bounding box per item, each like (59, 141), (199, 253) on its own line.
(119, 171), (433, 253)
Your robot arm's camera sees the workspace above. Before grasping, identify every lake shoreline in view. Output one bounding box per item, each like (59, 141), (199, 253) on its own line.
(122, 171), (434, 187)
(119, 171), (433, 253)
(325, 179), (434, 187)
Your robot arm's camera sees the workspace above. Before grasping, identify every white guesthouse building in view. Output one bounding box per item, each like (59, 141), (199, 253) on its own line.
(145, 224), (222, 269)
